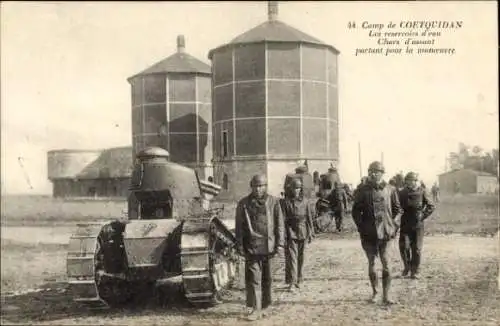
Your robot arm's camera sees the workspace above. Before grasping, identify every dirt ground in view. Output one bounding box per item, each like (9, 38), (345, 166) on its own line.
(1, 231), (498, 325)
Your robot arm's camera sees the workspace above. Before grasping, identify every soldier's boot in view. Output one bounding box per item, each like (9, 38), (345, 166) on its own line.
(401, 263), (410, 277)
(382, 271), (396, 305)
(410, 249), (422, 279)
(368, 272), (378, 303)
(246, 309), (262, 321)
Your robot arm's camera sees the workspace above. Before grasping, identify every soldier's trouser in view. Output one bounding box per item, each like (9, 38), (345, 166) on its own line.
(361, 238), (391, 295)
(399, 228), (424, 274)
(245, 255), (273, 310)
(285, 239), (306, 285)
(334, 211), (344, 231)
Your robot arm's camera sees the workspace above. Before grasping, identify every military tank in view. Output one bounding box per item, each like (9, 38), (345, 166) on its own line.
(66, 147), (239, 309)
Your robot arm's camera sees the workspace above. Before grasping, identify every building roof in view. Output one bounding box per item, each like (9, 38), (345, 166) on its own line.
(76, 146), (133, 179)
(208, 2), (339, 59)
(128, 35), (211, 81)
(438, 168), (497, 177)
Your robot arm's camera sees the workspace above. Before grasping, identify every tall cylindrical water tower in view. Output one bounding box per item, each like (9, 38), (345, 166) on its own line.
(208, 2), (340, 199)
(128, 35), (213, 180)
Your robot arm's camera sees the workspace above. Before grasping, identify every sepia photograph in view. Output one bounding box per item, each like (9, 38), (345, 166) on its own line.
(1, 1), (498, 325)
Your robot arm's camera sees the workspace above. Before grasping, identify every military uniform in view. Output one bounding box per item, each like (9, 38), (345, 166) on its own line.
(328, 183), (348, 232)
(352, 161), (402, 304)
(398, 172), (435, 278)
(235, 175), (285, 320)
(431, 184), (440, 203)
(281, 179), (315, 290)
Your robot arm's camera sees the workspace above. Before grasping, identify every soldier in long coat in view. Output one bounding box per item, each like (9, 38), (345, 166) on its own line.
(352, 161), (402, 305)
(398, 172), (435, 279)
(281, 178), (315, 292)
(235, 174), (285, 321)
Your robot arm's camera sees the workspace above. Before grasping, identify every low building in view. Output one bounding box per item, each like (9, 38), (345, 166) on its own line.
(438, 169), (499, 194)
(48, 146), (133, 198)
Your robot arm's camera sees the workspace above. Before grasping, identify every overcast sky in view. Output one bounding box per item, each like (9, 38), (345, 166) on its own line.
(1, 1), (498, 194)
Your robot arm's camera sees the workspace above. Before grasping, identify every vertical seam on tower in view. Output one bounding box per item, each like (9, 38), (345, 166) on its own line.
(326, 49), (330, 157)
(232, 48), (237, 157)
(142, 77), (146, 153)
(195, 74), (200, 166)
(166, 75), (170, 153)
(265, 43), (269, 157)
(336, 54), (339, 164)
(299, 43), (303, 156)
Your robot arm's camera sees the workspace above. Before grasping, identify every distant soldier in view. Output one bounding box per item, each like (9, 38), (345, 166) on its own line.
(352, 161), (402, 305)
(353, 176), (368, 198)
(294, 165), (315, 199)
(281, 178), (315, 292)
(344, 183), (354, 203)
(328, 182), (348, 232)
(235, 174), (285, 321)
(431, 182), (440, 203)
(398, 172), (435, 279)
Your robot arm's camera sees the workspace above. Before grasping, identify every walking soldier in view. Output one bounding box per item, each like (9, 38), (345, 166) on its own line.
(352, 161), (402, 305)
(281, 178), (315, 292)
(235, 174), (285, 321)
(398, 172), (436, 279)
(328, 182), (348, 232)
(431, 182), (440, 203)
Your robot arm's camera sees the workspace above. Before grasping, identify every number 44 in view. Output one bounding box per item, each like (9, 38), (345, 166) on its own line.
(348, 21), (356, 29)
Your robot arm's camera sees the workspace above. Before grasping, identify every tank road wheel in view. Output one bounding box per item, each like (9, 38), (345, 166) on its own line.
(179, 217), (238, 308)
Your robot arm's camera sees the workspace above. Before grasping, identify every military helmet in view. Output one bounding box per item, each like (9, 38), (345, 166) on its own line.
(368, 161), (385, 173)
(405, 172), (418, 181)
(295, 165), (308, 174)
(290, 178), (303, 189)
(250, 174), (267, 187)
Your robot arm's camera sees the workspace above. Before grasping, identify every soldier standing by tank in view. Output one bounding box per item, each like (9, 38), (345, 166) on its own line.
(235, 174), (285, 321)
(328, 182), (348, 232)
(281, 178), (315, 292)
(398, 172), (435, 279)
(352, 161), (402, 305)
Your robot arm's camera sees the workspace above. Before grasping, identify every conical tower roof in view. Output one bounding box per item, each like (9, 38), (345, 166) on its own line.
(208, 2), (339, 59)
(129, 35), (211, 81)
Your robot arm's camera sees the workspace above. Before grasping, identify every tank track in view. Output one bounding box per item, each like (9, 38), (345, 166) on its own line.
(180, 212), (239, 306)
(66, 222), (110, 309)
(66, 214), (239, 309)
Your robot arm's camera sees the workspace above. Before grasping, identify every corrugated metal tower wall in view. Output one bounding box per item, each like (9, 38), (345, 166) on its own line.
(129, 36), (213, 180)
(209, 2), (340, 199)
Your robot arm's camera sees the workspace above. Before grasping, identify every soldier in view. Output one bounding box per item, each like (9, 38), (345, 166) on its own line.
(352, 161), (402, 305)
(398, 172), (436, 279)
(281, 178), (315, 292)
(353, 176), (368, 198)
(328, 182), (348, 232)
(431, 182), (440, 203)
(235, 174), (285, 321)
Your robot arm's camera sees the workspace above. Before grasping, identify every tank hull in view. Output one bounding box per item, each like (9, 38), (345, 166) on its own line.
(66, 214), (238, 309)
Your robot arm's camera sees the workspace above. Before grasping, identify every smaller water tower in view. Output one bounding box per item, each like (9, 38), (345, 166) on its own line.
(128, 35), (213, 180)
